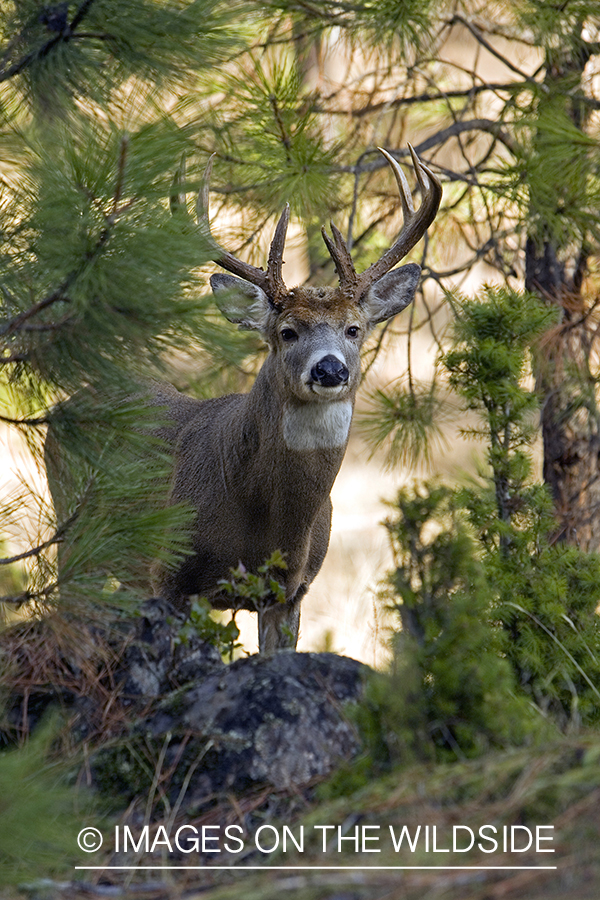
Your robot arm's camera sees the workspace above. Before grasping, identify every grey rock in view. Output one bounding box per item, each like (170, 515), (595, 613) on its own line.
(93, 651), (365, 811)
(118, 598), (225, 699)
(2, 596), (367, 812)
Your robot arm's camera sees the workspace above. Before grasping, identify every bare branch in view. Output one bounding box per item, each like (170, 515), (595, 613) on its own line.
(414, 119), (516, 157)
(449, 15), (544, 87)
(321, 81), (535, 118)
(335, 120), (516, 181)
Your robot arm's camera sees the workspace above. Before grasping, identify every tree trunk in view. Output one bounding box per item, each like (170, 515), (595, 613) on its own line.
(525, 29), (600, 551)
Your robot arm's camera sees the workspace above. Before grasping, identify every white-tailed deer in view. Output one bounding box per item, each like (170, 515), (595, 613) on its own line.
(149, 146), (441, 653)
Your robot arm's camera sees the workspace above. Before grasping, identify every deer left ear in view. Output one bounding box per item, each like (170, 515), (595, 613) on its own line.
(210, 273), (271, 331)
(362, 263), (421, 326)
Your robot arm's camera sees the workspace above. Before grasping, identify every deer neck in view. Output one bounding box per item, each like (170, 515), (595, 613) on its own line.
(248, 358), (354, 456)
(281, 400), (352, 452)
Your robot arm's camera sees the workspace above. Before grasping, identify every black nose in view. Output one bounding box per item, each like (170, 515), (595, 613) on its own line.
(310, 355), (349, 387)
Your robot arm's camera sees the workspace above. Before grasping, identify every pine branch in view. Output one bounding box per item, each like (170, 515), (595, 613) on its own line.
(0, 413), (48, 426)
(1, 180), (133, 343)
(0, 581), (58, 605)
(0, 284), (72, 338)
(269, 95), (292, 163)
(0, 351), (28, 365)
(16, 316), (75, 332)
(69, 0), (98, 32)
(0, 0), (99, 83)
(112, 135), (129, 216)
(0, 514), (76, 566)
(0, 34), (62, 83)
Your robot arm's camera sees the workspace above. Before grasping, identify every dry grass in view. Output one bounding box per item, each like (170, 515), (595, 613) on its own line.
(0, 611), (133, 747)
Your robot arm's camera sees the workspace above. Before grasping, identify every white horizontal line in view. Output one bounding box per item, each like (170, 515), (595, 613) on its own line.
(75, 865), (558, 871)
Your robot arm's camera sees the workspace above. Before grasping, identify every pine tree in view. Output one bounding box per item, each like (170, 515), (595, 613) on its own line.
(0, 0), (250, 624)
(442, 287), (600, 728)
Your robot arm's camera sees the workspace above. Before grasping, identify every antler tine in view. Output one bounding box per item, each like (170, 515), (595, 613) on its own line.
(355, 145), (442, 298)
(321, 221), (358, 291)
(197, 155), (270, 293)
(267, 203), (290, 302)
(408, 142), (431, 192)
(383, 147), (414, 220)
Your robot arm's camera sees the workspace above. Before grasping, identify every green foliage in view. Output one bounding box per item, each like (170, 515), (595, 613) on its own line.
(265, 0), (438, 56)
(0, 0), (241, 118)
(176, 598), (242, 661)
(347, 286), (600, 796)
(0, 1), (256, 623)
(444, 287), (556, 527)
(513, 1), (600, 51)
(360, 379), (447, 470)
(218, 550), (287, 609)
(205, 56), (340, 221)
(0, 538), (24, 604)
(4, 125), (215, 391)
(0, 721), (92, 885)
(324, 484), (538, 797)
(442, 287), (600, 729)
(176, 552), (287, 659)
(505, 95), (600, 248)
(42, 394), (195, 616)
(384, 485), (535, 760)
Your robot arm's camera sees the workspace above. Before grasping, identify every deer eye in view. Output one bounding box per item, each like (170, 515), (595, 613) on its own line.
(280, 328), (298, 342)
(346, 325), (360, 338)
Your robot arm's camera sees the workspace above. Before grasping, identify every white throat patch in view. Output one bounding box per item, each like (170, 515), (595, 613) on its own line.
(283, 400), (353, 452)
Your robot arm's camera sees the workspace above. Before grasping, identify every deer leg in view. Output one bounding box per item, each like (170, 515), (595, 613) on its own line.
(257, 587), (307, 654)
(257, 602), (300, 655)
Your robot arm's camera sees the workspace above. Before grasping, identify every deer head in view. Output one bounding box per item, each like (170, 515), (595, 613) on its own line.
(198, 147), (441, 407)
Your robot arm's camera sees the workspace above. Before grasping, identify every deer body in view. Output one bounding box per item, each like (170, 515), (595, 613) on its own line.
(150, 363), (346, 608)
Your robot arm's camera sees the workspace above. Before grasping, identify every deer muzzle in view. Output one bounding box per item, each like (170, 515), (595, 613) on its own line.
(310, 355), (350, 388)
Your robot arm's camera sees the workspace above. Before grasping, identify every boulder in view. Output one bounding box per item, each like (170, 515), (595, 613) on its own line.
(93, 649), (365, 811)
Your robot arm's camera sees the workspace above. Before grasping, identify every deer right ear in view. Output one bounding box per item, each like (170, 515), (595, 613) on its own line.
(210, 273), (271, 331)
(362, 263), (421, 327)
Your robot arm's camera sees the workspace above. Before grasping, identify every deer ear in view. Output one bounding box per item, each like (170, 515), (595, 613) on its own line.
(210, 273), (270, 331)
(362, 263), (421, 327)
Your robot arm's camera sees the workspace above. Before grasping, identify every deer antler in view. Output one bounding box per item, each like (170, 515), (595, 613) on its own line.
(196, 145), (440, 307)
(322, 145), (442, 301)
(197, 155), (289, 307)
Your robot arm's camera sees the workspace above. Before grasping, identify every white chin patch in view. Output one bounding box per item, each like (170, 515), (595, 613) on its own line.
(310, 384), (347, 398)
(283, 400), (353, 451)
